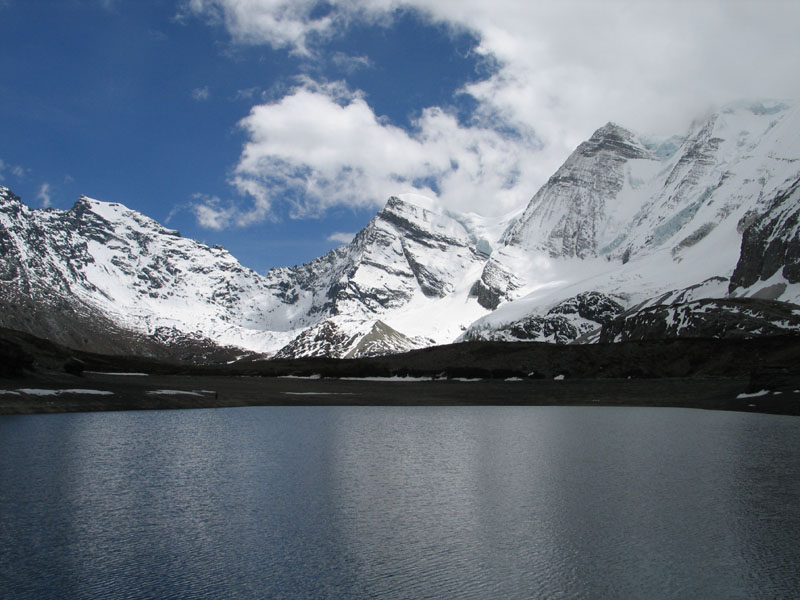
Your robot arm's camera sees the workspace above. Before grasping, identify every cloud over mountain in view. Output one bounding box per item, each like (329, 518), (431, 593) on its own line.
(186, 0), (800, 227)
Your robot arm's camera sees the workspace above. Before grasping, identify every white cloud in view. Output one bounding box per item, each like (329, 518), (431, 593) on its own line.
(189, 189), (274, 229)
(191, 0), (800, 132)
(330, 52), (372, 73)
(188, 194), (235, 229)
(234, 87), (262, 100)
(225, 80), (539, 223)
(426, 0), (800, 157)
(328, 231), (355, 244)
(191, 86), (210, 101)
(37, 183), (52, 208)
(185, 0), (409, 54)
(188, 0), (800, 225)
(0, 159), (27, 181)
(187, 0), (333, 55)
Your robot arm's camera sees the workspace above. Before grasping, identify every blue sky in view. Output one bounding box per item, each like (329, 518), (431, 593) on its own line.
(2, 1), (799, 273)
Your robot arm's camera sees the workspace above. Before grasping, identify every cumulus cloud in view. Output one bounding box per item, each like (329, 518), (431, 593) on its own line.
(189, 194), (237, 229)
(187, 0), (800, 225)
(191, 86), (210, 101)
(185, 0), (400, 54)
(328, 231), (355, 244)
(185, 0), (334, 55)
(189, 1), (800, 133)
(37, 183), (52, 208)
(431, 0), (800, 156)
(224, 79), (539, 222)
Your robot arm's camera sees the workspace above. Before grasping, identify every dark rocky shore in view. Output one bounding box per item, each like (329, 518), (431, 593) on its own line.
(1, 327), (799, 416)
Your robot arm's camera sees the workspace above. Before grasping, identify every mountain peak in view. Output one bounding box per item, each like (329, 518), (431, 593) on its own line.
(381, 194), (443, 222)
(0, 186), (22, 208)
(71, 195), (94, 211)
(71, 196), (130, 220)
(3, 99), (799, 360)
(580, 122), (651, 160)
(593, 121), (630, 136)
(502, 120), (654, 257)
(390, 193), (439, 212)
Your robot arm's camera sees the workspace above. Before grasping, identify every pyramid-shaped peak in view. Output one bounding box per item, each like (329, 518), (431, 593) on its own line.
(593, 121), (632, 136)
(384, 193), (441, 213)
(580, 122), (650, 159)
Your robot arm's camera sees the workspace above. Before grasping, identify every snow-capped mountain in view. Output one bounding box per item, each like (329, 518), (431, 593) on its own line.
(1, 100), (799, 359)
(0, 189), (501, 358)
(0, 188), (282, 358)
(244, 192), (512, 357)
(463, 100), (800, 342)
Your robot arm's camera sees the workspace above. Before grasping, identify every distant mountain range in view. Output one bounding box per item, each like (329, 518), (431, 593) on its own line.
(2, 100), (799, 361)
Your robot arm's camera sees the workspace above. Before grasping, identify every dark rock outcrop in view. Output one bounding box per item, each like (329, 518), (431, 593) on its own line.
(464, 292), (624, 343)
(729, 178), (800, 292)
(600, 298), (800, 343)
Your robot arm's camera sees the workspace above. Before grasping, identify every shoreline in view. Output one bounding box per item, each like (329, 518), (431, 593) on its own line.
(2, 372), (798, 416)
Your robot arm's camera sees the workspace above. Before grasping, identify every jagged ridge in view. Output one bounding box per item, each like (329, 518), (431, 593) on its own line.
(2, 101), (800, 358)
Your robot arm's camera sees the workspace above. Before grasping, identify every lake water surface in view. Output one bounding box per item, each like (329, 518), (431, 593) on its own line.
(1, 406), (799, 599)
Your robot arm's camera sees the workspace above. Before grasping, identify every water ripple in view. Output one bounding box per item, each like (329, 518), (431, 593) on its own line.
(1, 406), (799, 598)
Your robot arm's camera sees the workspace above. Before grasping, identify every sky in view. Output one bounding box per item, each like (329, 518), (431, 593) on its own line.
(1, 0), (799, 273)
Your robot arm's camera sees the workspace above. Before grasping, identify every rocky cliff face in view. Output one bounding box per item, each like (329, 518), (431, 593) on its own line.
(599, 298), (800, 343)
(269, 194), (488, 319)
(729, 177), (800, 294)
(462, 292), (623, 343)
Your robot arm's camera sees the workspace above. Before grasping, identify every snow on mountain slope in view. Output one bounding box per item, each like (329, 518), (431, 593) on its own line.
(2, 100), (799, 357)
(503, 122), (656, 258)
(0, 188), (499, 357)
(0, 188), (293, 354)
(612, 101), (800, 264)
(263, 194), (503, 355)
(464, 100), (800, 342)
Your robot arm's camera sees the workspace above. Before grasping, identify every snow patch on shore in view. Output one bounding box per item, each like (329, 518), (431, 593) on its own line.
(146, 389), (215, 397)
(15, 389), (114, 396)
(340, 376), (434, 382)
(736, 390), (770, 399)
(87, 372), (149, 376)
(282, 392), (357, 396)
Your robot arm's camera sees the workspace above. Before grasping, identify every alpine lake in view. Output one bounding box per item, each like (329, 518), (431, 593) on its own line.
(2, 403), (799, 599)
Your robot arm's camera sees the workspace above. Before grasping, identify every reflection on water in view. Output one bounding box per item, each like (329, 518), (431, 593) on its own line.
(1, 406), (799, 599)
